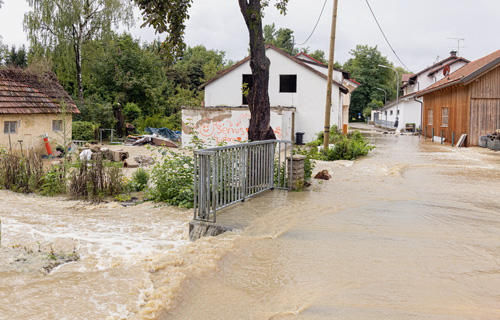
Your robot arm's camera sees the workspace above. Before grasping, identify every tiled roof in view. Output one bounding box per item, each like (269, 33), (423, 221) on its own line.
(401, 56), (470, 89)
(295, 52), (324, 65)
(418, 49), (500, 96)
(0, 68), (79, 114)
(200, 44), (349, 94)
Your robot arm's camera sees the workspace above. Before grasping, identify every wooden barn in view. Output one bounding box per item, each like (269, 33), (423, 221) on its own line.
(0, 68), (79, 153)
(418, 49), (500, 146)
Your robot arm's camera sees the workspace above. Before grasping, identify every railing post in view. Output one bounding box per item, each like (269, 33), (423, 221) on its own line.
(452, 132), (455, 147)
(432, 128), (434, 142)
(441, 129), (443, 144)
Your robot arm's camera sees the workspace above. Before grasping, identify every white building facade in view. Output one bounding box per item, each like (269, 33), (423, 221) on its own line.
(183, 45), (353, 146)
(376, 52), (469, 131)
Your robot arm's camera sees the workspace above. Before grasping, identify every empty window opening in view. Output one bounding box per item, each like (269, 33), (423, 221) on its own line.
(279, 75), (297, 93)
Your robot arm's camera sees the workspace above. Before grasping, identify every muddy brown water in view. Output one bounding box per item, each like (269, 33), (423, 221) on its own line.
(1, 130), (500, 319)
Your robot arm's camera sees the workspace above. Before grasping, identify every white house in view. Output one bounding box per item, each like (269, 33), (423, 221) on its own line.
(182, 45), (356, 146)
(376, 51), (469, 131)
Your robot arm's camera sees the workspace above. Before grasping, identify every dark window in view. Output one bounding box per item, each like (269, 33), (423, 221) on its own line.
(4, 121), (17, 134)
(279, 75), (297, 93)
(53, 120), (62, 131)
(242, 74), (253, 105)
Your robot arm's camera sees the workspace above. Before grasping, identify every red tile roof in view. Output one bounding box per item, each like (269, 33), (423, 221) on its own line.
(295, 52), (324, 65)
(0, 68), (79, 114)
(418, 49), (500, 96)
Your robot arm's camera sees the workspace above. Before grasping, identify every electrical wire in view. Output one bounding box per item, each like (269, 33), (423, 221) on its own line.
(295, 0), (328, 46)
(365, 0), (410, 71)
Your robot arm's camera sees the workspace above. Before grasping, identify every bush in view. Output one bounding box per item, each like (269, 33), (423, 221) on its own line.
(147, 148), (194, 208)
(72, 121), (95, 141)
(0, 152), (44, 193)
(307, 127), (374, 161)
(136, 112), (181, 132)
(40, 165), (66, 196)
(69, 156), (125, 201)
(130, 168), (149, 191)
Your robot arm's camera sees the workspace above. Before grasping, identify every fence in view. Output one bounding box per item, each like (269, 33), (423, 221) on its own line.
(193, 140), (293, 222)
(374, 119), (396, 129)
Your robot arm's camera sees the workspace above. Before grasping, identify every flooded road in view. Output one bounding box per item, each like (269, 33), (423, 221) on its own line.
(164, 130), (500, 319)
(1, 128), (500, 319)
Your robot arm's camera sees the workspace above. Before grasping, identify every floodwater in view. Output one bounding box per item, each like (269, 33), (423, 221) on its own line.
(1, 128), (500, 319)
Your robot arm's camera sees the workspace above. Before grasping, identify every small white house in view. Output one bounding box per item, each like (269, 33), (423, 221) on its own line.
(377, 51), (469, 131)
(183, 45), (355, 146)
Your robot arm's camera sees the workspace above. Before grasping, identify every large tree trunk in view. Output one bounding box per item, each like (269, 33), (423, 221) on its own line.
(238, 0), (276, 141)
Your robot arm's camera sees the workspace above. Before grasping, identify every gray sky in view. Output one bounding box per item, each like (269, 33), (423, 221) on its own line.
(1, 0), (499, 73)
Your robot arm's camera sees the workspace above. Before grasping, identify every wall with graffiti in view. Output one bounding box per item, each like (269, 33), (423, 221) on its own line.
(181, 107), (294, 147)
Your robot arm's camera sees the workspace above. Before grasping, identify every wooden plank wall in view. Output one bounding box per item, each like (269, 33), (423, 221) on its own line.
(469, 65), (500, 144)
(422, 85), (470, 145)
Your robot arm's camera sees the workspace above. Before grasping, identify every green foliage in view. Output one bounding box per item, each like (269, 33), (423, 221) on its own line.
(123, 102), (142, 122)
(136, 112), (181, 132)
(306, 126), (375, 161)
(40, 165), (66, 196)
(130, 168), (149, 191)
(363, 99), (383, 119)
(342, 45), (411, 121)
(264, 23), (294, 54)
(72, 121), (95, 141)
(147, 148), (194, 208)
(5, 45), (28, 68)
(69, 157), (125, 201)
(0, 152), (44, 193)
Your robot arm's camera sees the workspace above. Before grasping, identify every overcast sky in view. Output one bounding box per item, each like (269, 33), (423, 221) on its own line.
(1, 0), (499, 73)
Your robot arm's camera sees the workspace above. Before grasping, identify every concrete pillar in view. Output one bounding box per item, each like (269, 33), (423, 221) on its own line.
(287, 155), (306, 190)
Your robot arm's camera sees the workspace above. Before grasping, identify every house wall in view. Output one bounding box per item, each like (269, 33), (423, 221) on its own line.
(422, 86), (470, 145)
(469, 65), (500, 144)
(423, 65), (500, 147)
(0, 114), (72, 153)
(181, 106), (294, 147)
(204, 49), (343, 143)
(404, 61), (468, 95)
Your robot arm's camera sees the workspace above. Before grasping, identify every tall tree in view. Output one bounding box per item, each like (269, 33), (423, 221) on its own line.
(134, 0), (289, 141)
(6, 45), (28, 68)
(343, 45), (410, 120)
(263, 23), (294, 55)
(24, 0), (134, 105)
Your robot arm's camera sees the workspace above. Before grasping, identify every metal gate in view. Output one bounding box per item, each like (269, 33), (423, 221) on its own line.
(193, 140), (293, 222)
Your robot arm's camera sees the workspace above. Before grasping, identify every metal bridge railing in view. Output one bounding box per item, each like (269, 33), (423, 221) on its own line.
(374, 119), (396, 129)
(193, 140), (293, 223)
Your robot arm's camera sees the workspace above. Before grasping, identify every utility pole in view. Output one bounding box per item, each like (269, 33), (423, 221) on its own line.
(323, 0), (339, 150)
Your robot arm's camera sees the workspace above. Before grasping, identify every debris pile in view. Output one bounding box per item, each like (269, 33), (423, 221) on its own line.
(124, 127), (181, 148)
(480, 130), (500, 150)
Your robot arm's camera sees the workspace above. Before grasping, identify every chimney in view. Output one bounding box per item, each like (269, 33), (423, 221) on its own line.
(450, 50), (457, 57)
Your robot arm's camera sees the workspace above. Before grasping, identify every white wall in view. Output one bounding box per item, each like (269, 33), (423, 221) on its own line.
(204, 47), (344, 143)
(182, 107), (293, 147)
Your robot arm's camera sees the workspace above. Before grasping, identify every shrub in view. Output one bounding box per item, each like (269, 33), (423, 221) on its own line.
(130, 168), (149, 191)
(40, 165), (66, 196)
(72, 121), (95, 141)
(0, 152), (44, 193)
(307, 127), (374, 161)
(147, 148), (194, 208)
(68, 156), (125, 201)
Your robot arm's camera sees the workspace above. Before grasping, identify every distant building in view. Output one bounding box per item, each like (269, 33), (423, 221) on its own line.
(418, 49), (500, 146)
(376, 51), (469, 131)
(0, 68), (79, 153)
(182, 45), (358, 146)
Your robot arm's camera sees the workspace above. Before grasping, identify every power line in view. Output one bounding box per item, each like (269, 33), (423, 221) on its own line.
(365, 0), (410, 71)
(295, 0), (328, 46)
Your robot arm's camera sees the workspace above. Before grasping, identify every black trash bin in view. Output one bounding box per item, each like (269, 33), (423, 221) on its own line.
(295, 132), (305, 145)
